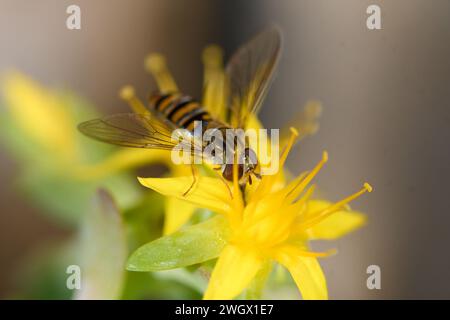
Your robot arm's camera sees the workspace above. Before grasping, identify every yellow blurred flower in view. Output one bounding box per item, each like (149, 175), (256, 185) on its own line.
(138, 127), (372, 300)
(1, 71), (143, 223)
(2, 72), (79, 163)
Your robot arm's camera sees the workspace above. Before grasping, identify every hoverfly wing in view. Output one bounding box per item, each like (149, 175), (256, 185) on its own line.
(78, 113), (197, 152)
(226, 26), (282, 128)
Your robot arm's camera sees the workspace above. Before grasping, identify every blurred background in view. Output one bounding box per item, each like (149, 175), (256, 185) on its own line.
(0, 0), (449, 299)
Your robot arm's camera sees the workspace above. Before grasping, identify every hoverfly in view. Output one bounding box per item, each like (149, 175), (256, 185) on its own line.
(78, 26), (282, 194)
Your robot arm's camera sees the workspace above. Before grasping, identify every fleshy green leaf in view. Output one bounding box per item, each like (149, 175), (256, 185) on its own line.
(75, 190), (127, 300)
(127, 215), (229, 271)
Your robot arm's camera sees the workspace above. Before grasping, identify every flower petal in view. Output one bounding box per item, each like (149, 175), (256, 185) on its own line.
(138, 175), (233, 215)
(246, 113), (263, 131)
(76, 148), (169, 180)
(2, 72), (77, 160)
(275, 246), (328, 300)
(204, 245), (263, 300)
(127, 215), (229, 271)
(305, 200), (367, 240)
(164, 196), (197, 235)
(245, 261), (272, 299)
(169, 162), (194, 177)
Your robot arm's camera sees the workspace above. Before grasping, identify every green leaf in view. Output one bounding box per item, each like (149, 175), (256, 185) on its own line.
(75, 190), (127, 300)
(17, 166), (141, 226)
(127, 215), (229, 272)
(123, 191), (165, 251)
(17, 168), (91, 225)
(0, 91), (105, 167)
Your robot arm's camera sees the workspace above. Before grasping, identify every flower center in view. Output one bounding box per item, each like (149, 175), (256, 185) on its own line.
(229, 128), (372, 250)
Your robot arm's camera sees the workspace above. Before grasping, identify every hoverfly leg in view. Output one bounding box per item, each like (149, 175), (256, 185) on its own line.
(182, 164), (198, 197)
(219, 175), (233, 200)
(212, 167), (233, 199)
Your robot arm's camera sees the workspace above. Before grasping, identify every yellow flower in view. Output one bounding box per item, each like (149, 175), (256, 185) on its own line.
(138, 127), (372, 300)
(1, 72), (79, 163)
(0, 71), (143, 223)
(80, 45), (321, 235)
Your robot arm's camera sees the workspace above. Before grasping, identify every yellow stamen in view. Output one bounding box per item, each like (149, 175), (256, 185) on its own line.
(144, 53), (178, 93)
(299, 182), (372, 230)
(202, 45), (223, 69)
(202, 45), (226, 118)
(119, 85), (149, 115)
(250, 127), (299, 200)
(364, 182), (373, 193)
(279, 127), (298, 168)
(229, 152), (244, 219)
(241, 184), (314, 246)
(285, 151), (328, 202)
(232, 162), (240, 196)
(278, 101), (322, 148)
(290, 184), (315, 212)
(299, 102), (321, 137)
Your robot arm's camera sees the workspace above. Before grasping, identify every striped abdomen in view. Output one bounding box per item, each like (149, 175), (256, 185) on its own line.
(149, 93), (214, 132)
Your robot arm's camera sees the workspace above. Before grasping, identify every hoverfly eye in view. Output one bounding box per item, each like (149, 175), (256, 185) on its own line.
(222, 164), (244, 181)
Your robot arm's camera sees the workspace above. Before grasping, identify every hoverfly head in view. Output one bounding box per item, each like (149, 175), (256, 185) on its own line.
(240, 147), (260, 185)
(222, 147), (259, 185)
(242, 147), (258, 173)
